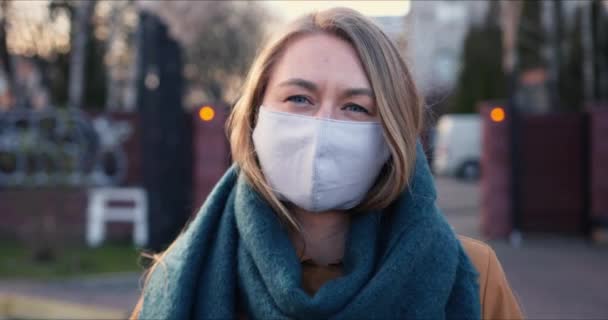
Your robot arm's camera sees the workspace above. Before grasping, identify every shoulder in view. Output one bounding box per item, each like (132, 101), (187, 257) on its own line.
(457, 235), (524, 320)
(458, 235), (492, 274)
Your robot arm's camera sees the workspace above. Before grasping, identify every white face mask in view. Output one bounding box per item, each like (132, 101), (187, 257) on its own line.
(252, 106), (391, 212)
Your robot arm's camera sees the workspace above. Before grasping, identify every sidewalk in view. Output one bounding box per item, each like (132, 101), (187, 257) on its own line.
(436, 176), (608, 319)
(0, 272), (141, 318)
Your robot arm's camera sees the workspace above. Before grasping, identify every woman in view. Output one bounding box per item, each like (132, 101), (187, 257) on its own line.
(131, 7), (523, 320)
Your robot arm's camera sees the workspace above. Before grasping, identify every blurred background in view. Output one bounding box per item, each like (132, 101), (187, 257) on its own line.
(0, 0), (606, 319)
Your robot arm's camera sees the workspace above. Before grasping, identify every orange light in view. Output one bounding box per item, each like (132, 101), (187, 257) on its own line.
(490, 107), (505, 123)
(199, 106), (215, 122)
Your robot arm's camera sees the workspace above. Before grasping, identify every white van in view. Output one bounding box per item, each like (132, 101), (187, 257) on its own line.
(432, 114), (481, 180)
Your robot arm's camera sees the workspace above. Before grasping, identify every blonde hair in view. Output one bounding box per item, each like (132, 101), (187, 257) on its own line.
(130, 7), (423, 319)
(227, 7), (423, 232)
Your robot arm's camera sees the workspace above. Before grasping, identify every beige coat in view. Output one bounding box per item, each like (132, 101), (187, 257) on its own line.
(459, 235), (524, 319)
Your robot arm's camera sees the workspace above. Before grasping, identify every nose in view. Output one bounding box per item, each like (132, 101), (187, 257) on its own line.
(312, 103), (336, 120)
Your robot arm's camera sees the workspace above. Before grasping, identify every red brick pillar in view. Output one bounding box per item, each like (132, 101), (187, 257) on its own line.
(479, 103), (513, 239)
(192, 105), (231, 215)
(589, 106), (608, 231)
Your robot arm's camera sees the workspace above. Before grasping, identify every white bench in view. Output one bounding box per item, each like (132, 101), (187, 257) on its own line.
(86, 187), (148, 247)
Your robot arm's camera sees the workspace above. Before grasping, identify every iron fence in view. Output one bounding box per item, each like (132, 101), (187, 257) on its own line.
(0, 107), (130, 187)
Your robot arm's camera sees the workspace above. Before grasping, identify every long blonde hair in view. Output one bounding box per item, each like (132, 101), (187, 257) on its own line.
(130, 7), (423, 319)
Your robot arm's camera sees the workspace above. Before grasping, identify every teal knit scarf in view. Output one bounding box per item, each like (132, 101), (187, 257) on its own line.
(140, 143), (481, 319)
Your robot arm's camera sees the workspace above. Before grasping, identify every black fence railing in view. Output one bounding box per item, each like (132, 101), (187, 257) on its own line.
(0, 107), (130, 187)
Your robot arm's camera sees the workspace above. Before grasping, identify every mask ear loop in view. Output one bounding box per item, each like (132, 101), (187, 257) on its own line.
(250, 105), (261, 131)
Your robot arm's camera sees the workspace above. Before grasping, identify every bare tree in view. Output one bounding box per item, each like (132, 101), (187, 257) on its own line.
(68, 0), (95, 109)
(0, 0), (13, 94)
(138, 1), (274, 106)
(97, 0), (138, 111)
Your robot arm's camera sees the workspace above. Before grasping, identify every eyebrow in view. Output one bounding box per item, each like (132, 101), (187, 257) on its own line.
(277, 78), (374, 99)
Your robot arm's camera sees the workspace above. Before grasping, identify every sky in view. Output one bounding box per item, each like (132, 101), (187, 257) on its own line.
(264, 1), (411, 21)
(7, 0), (71, 57)
(7, 0), (412, 57)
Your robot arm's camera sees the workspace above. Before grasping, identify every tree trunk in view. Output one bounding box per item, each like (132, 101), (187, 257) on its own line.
(0, 0), (15, 105)
(582, 1), (595, 102)
(545, 0), (562, 111)
(105, 2), (121, 111)
(68, 0), (95, 109)
(591, 0), (608, 101)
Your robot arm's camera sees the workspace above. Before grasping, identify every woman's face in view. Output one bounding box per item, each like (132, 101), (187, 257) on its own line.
(261, 33), (378, 122)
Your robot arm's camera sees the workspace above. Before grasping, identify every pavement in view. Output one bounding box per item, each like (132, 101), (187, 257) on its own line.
(436, 176), (608, 320)
(0, 272), (141, 318)
(1, 177), (607, 319)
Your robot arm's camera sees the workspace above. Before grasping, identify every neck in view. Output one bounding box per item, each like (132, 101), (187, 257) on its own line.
(288, 206), (351, 266)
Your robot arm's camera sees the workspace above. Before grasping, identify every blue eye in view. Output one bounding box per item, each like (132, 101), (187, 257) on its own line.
(343, 104), (369, 114)
(286, 95), (311, 105)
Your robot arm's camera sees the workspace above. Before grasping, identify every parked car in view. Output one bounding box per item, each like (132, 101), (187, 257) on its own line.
(432, 114), (481, 180)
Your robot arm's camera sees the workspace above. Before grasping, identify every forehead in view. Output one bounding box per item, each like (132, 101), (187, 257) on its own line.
(268, 33), (371, 89)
